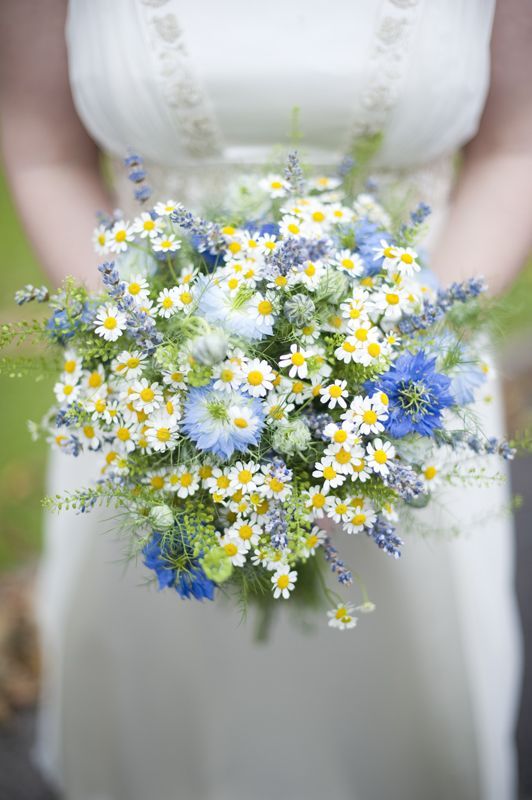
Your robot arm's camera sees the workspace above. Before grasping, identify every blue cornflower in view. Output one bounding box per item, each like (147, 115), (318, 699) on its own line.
(143, 533), (215, 600)
(182, 384), (264, 460)
(367, 350), (454, 438)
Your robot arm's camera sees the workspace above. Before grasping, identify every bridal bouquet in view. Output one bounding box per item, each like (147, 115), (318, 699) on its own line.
(10, 151), (514, 631)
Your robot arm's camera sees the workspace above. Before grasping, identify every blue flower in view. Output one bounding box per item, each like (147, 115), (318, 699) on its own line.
(196, 276), (272, 340)
(367, 350), (454, 438)
(143, 533), (215, 600)
(182, 384), (264, 460)
(354, 219), (388, 274)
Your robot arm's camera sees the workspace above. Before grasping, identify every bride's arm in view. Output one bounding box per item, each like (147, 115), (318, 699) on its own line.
(0, 0), (112, 290)
(430, 0), (532, 295)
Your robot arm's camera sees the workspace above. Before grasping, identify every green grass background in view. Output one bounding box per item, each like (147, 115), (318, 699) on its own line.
(0, 168), (531, 571)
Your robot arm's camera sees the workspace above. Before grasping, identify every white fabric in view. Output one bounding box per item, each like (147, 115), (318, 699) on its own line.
(35, 1), (522, 799)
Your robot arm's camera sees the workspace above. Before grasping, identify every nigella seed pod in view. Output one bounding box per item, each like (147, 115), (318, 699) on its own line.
(283, 293), (315, 327)
(148, 505), (175, 531)
(315, 270), (349, 304)
(189, 331), (229, 366)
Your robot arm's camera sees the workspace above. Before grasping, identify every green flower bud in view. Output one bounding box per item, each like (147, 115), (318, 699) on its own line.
(187, 365), (213, 387)
(315, 269), (349, 304)
(148, 504), (174, 531)
(284, 293), (316, 327)
(201, 546), (233, 583)
(189, 330), (229, 365)
(272, 419), (311, 455)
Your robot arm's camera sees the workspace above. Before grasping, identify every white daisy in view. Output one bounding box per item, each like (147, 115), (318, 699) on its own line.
(348, 395), (388, 435)
(259, 174), (289, 198)
(228, 518), (262, 548)
(219, 534), (248, 567)
(154, 199), (179, 217)
(241, 358), (275, 397)
(156, 287), (180, 318)
(279, 344), (312, 379)
(366, 438), (396, 477)
(271, 565), (298, 599)
(112, 350), (147, 381)
(130, 379), (164, 414)
(131, 212), (163, 239)
(320, 380), (348, 410)
(327, 603), (357, 631)
(92, 224), (109, 255)
(93, 305), (127, 341)
(145, 411), (179, 452)
(112, 420), (138, 453)
(53, 378), (80, 405)
(343, 498), (377, 534)
(312, 459), (346, 491)
(123, 273), (150, 303)
(108, 220), (134, 253)
(325, 496), (352, 523)
(228, 461), (263, 494)
(333, 249), (364, 277)
(152, 233), (181, 253)
(171, 465), (200, 498)
(304, 485), (330, 518)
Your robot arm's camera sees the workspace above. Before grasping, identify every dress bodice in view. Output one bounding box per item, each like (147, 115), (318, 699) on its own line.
(66, 0), (495, 171)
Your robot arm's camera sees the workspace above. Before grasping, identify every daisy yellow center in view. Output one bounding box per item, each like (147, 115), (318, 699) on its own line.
(288, 223), (300, 235)
(336, 503), (348, 515)
(341, 258), (354, 270)
(220, 368), (234, 383)
(312, 211), (325, 222)
(329, 385), (343, 398)
(151, 476), (164, 490)
(353, 513), (366, 525)
(224, 542), (238, 557)
(162, 297), (174, 309)
(199, 465), (212, 479)
(334, 430), (347, 443)
(228, 278), (239, 290)
(386, 292), (400, 306)
(247, 370), (264, 386)
(64, 359), (76, 373)
(311, 493), (326, 508)
(277, 574), (290, 589)
(302, 325), (314, 335)
(291, 352), (305, 366)
(374, 449), (388, 464)
(355, 328), (367, 341)
(270, 181), (283, 190)
(217, 476), (230, 489)
(361, 277), (373, 288)
(335, 607), (348, 620)
(323, 466), (337, 481)
(83, 425), (95, 438)
(363, 410), (378, 425)
(126, 357), (140, 369)
(349, 308), (362, 319)
(114, 230), (126, 242)
(239, 525), (253, 540)
(180, 291), (192, 305)
(129, 282), (141, 295)
(180, 472), (193, 486)
(222, 226), (235, 235)
(305, 263), (316, 277)
(63, 385), (73, 396)
(116, 427), (130, 441)
(367, 343), (381, 358)
(140, 388), (155, 403)
(103, 317), (117, 330)
(335, 448), (351, 465)
(292, 381), (304, 394)
(95, 399), (106, 413)
(258, 300), (272, 315)
(233, 417), (248, 429)
(424, 466), (437, 480)
(353, 459), (366, 472)
(228, 241), (241, 254)
(98, 233), (106, 246)
(269, 477), (284, 493)
(88, 371), (102, 388)
(401, 253), (414, 264)
(383, 247), (396, 259)
(329, 315), (342, 328)
(380, 392), (389, 406)
(238, 469), (253, 484)
(156, 428), (171, 442)
(275, 275), (287, 286)
(342, 341), (356, 353)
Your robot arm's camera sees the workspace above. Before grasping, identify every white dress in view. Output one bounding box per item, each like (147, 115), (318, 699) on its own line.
(36, 2), (522, 799)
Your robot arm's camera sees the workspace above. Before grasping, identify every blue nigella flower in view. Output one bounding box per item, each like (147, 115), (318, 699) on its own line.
(196, 276), (273, 340)
(354, 218), (389, 274)
(366, 350), (454, 438)
(143, 532), (215, 600)
(182, 384), (265, 460)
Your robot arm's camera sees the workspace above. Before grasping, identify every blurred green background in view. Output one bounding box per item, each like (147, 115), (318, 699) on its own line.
(0, 168), (531, 573)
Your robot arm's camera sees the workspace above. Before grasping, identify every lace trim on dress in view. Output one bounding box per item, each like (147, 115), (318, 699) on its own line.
(345, 0), (423, 147)
(139, 0), (223, 158)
